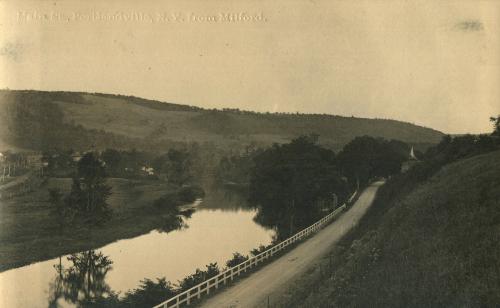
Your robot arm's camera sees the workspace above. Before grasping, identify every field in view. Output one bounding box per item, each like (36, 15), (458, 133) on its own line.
(56, 93), (444, 150)
(0, 90), (443, 153)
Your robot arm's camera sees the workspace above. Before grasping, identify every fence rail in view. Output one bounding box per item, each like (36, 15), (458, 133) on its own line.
(153, 191), (357, 308)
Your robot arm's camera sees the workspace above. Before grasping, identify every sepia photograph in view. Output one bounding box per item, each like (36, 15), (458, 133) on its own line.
(0, 0), (499, 307)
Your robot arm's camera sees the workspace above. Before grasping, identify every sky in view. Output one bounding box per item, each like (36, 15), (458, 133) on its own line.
(0, 0), (499, 134)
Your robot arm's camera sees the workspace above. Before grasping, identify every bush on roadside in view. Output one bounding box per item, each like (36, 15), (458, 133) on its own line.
(178, 263), (220, 291)
(121, 278), (178, 308)
(225, 252), (249, 268)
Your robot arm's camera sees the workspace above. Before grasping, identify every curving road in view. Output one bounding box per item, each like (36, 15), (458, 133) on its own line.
(201, 181), (384, 308)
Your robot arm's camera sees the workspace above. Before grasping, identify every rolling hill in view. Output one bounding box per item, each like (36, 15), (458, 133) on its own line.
(0, 90), (444, 152)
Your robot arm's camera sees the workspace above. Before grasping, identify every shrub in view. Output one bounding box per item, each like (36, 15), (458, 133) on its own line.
(121, 278), (178, 308)
(178, 263), (220, 291)
(225, 252), (249, 268)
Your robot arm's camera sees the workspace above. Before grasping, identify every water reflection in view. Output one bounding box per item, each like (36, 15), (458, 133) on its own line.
(48, 251), (113, 307)
(156, 208), (193, 233)
(0, 187), (275, 308)
(198, 185), (252, 212)
(208, 185), (335, 241)
(251, 190), (339, 241)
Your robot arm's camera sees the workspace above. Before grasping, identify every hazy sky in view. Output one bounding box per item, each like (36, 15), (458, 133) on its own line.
(1, 0), (499, 134)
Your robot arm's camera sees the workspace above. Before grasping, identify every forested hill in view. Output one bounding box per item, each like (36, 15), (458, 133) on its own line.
(0, 90), (443, 152)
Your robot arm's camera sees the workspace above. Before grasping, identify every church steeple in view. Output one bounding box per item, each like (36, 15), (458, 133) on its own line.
(409, 146), (418, 160)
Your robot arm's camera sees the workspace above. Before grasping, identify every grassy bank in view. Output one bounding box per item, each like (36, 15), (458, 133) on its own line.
(0, 176), (201, 272)
(270, 150), (500, 307)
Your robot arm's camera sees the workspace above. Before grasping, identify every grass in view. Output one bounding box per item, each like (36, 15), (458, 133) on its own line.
(269, 150), (500, 307)
(0, 176), (191, 272)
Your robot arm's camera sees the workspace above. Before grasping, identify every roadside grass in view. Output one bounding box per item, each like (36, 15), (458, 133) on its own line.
(270, 150), (500, 307)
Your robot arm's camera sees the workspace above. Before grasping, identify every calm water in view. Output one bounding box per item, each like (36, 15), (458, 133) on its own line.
(0, 189), (275, 308)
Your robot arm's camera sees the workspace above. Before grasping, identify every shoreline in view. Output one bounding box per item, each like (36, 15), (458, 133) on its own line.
(0, 176), (198, 273)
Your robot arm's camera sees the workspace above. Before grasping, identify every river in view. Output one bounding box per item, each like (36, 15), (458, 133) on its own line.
(0, 188), (276, 307)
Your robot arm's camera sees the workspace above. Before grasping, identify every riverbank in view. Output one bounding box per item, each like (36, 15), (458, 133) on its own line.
(0, 176), (201, 272)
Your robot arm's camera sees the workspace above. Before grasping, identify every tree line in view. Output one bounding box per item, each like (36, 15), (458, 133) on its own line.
(256, 135), (414, 238)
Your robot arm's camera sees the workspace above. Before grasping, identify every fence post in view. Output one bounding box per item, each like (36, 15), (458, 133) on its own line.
(152, 197), (355, 308)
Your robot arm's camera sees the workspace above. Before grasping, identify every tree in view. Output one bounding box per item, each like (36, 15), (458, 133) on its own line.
(154, 149), (194, 185)
(249, 135), (347, 238)
(215, 148), (258, 184)
(42, 149), (74, 176)
(337, 136), (409, 187)
(49, 250), (113, 306)
(490, 115), (500, 136)
(101, 149), (122, 176)
(68, 152), (112, 223)
(167, 149), (193, 185)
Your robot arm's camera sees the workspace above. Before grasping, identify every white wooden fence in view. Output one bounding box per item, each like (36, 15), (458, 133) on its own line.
(153, 191), (357, 308)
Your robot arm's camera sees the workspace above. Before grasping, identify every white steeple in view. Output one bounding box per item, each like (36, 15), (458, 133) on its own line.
(410, 146), (418, 160)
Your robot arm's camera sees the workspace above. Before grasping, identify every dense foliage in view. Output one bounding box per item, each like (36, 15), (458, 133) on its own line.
(337, 136), (412, 187)
(215, 144), (259, 185)
(152, 148), (195, 185)
(248, 134), (413, 239)
(249, 135), (349, 238)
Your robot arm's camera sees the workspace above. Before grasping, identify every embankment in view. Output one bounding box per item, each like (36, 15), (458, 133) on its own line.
(0, 177), (202, 272)
(274, 150), (500, 307)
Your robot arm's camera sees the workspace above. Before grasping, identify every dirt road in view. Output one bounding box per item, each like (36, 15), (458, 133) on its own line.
(201, 181), (384, 308)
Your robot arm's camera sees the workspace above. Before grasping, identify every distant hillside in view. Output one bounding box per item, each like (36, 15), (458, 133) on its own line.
(280, 149), (500, 307)
(0, 90), (444, 152)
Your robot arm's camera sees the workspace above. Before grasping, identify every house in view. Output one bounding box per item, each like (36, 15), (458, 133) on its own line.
(141, 166), (155, 176)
